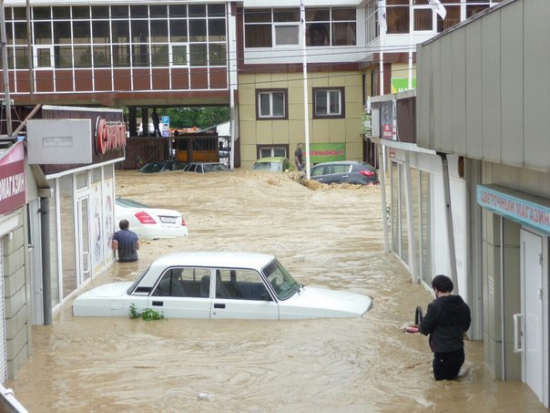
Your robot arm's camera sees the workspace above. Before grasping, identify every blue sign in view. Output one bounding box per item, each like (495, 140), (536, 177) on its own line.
(162, 116), (170, 124)
(477, 184), (550, 234)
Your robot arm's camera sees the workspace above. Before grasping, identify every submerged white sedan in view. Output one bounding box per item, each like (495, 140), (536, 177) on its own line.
(73, 252), (373, 320)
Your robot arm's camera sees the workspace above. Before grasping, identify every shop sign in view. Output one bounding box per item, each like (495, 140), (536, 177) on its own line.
(477, 184), (550, 234)
(308, 143), (346, 164)
(0, 142), (26, 214)
(95, 117), (127, 154)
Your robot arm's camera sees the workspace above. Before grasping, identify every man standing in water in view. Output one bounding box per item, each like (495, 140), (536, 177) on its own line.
(406, 274), (471, 380)
(294, 143), (304, 171)
(112, 219), (140, 262)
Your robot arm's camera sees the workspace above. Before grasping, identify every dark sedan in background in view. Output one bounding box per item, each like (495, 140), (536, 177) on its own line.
(309, 161), (379, 186)
(139, 160), (187, 173)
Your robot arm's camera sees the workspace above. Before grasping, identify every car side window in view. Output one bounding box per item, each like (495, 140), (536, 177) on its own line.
(216, 268), (272, 301)
(152, 267), (209, 298)
(333, 165), (347, 173)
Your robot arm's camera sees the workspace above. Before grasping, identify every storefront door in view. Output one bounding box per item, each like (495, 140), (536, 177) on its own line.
(520, 229), (545, 403)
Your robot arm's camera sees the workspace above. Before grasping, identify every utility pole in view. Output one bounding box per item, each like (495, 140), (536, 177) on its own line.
(0, 0), (13, 139)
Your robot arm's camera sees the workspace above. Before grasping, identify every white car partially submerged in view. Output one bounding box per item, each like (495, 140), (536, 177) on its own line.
(115, 198), (189, 240)
(73, 251), (373, 320)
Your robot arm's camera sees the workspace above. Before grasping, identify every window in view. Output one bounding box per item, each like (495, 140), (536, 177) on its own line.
(256, 89), (287, 120)
(313, 87), (344, 118)
(246, 7), (355, 48)
(170, 44), (187, 66)
(153, 267), (209, 298)
(216, 269), (271, 301)
(258, 145), (288, 158)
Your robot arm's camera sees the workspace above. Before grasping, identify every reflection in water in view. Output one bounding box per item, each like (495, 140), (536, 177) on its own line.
(6, 171), (546, 412)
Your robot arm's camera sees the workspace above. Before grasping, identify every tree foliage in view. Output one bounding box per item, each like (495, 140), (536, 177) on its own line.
(163, 107), (230, 129)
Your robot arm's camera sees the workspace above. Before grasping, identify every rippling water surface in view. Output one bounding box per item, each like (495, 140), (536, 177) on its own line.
(6, 170), (547, 412)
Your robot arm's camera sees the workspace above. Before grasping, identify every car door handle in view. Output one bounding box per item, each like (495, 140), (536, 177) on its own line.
(152, 301), (164, 307)
(214, 303), (226, 309)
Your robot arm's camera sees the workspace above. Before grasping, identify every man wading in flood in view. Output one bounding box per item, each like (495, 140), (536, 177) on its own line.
(406, 274), (471, 380)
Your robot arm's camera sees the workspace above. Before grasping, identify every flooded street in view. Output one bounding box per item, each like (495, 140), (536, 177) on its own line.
(6, 170), (547, 412)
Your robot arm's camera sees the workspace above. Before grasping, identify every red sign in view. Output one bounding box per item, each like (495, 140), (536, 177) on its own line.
(95, 117), (127, 154)
(0, 142), (26, 214)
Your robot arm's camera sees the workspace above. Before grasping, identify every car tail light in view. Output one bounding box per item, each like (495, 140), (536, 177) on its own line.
(181, 218), (187, 227)
(135, 211), (157, 225)
(360, 170), (376, 177)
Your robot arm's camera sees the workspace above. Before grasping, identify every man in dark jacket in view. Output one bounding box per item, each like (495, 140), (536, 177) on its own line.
(406, 274), (471, 380)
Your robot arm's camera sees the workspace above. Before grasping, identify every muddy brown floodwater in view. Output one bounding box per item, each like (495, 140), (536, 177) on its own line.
(6, 170), (547, 412)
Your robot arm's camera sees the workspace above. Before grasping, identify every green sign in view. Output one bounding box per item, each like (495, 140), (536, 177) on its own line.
(307, 143), (346, 164)
(391, 78), (416, 93)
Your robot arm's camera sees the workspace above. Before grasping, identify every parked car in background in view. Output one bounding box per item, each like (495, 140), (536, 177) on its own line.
(183, 162), (230, 173)
(309, 161), (379, 186)
(114, 198), (189, 240)
(251, 157), (295, 172)
(139, 160), (187, 173)
(72, 251), (373, 319)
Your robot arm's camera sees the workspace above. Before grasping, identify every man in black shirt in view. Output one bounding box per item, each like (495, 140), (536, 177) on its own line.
(294, 143), (304, 171)
(406, 274), (471, 380)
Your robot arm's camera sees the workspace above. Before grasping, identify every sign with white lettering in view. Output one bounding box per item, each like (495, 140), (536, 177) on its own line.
(477, 184), (550, 234)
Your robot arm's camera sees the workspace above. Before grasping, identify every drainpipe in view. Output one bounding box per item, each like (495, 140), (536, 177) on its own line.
(438, 152), (458, 292)
(39, 196), (52, 325)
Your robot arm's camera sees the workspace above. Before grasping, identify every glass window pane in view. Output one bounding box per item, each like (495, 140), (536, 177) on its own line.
(388, 5), (410, 34)
(14, 47), (28, 69)
(190, 43), (206, 66)
(34, 22), (52, 44)
(208, 4), (226, 17)
(55, 46), (72, 68)
(332, 22), (356, 45)
(189, 5), (206, 17)
(259, 94), (270, 117)
(113, 44), (130, 67)
(151, 44), (169, 66)
(112, 21), (129, 43)
(307, 23), (329, 46)
(189, 20), (207, 42)
(315, 91), (327, 115)
(151, 20), (168, 42)
(272, 92), (284, 117)
(306, 9), (329, 21)
(170, 21), (188, 42)
(414, 9), (433, 31)
(332, 8), (356, 20)
(53, 7), (70, 19)
(172, 45), (187, 66)
(208, 19), (226, 41)
(150, 5), (168, 18)
(209, 44), (226, 66)
(170, 5), (187, 18)
(112, 6), (129, 18)
(74, 46), (91, 67)
(13, 22), (28, 45)
(245, 25), (271, 48)
(73, 22), (91, 44)
(132, 20), (149, 43)
(274, 10), (299, 22)
(275, 25), (299, 45)
(37, 48), (52, 67)
(130, 5), (148, 18)
(245, 9), (271, 23)
(93, 45), (111, 67)
(54, 22), (72, 45)
(91, 6), (109, 19)
(13, 8), (27, 21)
(132, 44), (149, 66)
(93, 21), (110, 44)
(72, 6), (90, 20)
(33, 7), (51, 20)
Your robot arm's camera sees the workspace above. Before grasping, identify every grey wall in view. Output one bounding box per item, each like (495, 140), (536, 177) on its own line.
(416, 0), (550, 173)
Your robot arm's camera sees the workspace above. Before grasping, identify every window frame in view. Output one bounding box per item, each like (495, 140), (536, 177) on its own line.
(256, 88), (288, 120)
(312, 87), (345, 119)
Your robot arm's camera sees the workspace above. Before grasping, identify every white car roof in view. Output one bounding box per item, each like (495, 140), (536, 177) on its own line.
(150, 251), (275, 271)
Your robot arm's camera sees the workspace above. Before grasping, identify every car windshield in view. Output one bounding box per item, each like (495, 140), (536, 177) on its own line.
(140, 162), (164, 173)
(262, 259), (301, 300)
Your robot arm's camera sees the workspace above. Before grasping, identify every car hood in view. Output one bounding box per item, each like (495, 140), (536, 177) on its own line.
(76, 282), (133, 300)
(279, 286), (372, 318)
